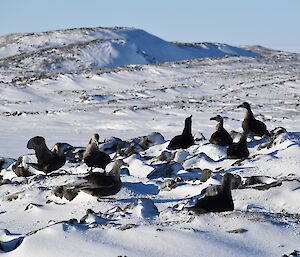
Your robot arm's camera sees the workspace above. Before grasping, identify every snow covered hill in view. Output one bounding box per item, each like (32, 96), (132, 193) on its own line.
(0, 27), (258, 76)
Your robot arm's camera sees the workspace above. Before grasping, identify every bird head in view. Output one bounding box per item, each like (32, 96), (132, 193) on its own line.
(51, 143), (66, 156)
(89, 133), (100, 146)
(237, 102), (251, 110)
(185, 115), (192, 124)
(210, 115), (223, 122)
(27, 136), (46, 149)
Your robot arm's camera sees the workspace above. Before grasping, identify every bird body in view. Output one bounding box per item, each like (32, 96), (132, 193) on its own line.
(238, 102), (270, 137)
(167, 115), (194, 150)
(79, 172), (122, 196)
(209, 115), (233, 146)
(80, 159), (125, 196)
(189, 173), (234, 214)
(54, 159), (126, 199)
(227, 132), (249, 159)
(83, 134), (111, 171)
(27, 137), (66, 173)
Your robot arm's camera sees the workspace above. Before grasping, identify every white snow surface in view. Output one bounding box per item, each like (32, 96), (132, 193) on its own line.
(0, 27), (300, 257)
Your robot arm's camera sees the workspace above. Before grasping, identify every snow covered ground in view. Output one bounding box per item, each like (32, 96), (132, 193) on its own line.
(0, 27), (300, 257)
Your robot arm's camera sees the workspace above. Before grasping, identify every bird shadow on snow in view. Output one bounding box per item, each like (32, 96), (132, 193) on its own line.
(152, 197), (194, 204)
(114, 182), (194, 204)
(224, 166), (255, 173)
(250, 142), (299, 162)
(62, 222), (90, 232)
(247, 137), (268, 149)
(264, 150), (280, 159)
(122, 181), (160, 195)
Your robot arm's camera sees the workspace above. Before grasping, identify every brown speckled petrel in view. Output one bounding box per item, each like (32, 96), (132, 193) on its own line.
(238, 102), (270, 137)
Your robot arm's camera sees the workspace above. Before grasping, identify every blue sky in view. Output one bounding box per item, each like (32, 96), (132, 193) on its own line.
(1, 0), (299, 52)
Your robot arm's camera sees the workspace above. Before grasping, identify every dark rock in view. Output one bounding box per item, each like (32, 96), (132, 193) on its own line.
(147, 162), (183, 179)
(139, 132), (165, 149)
(160, 180), (177, 191)
(118, 224), (137, 231)
(52, 185), (81, 201)
(200, 169), (212, 182)
(61, 144), (85, 163)
(52, 186), (64, 199)
(80, 209), (96, 223)
(160, 176), (184, 191)
(244, 176), (264, 186)
(230, 158), (246, 166)
(282, 250), (300, 257)
(68, 218), (79, 224)
(12, 156), (35, 177)
(99, 137), (129, 153)
(243, 176), (282, 190)
(123, 143), (144, 156)
(258, 127), (287, 150)
(231, 174), (242, 189)
(24, 203), (43, 211)
(157, 150), (172, 162)
(63, 188), (79, 201)
(52, 185), (79, 201)
(252, 181), (282, 190)
(226, 228), (248, 234)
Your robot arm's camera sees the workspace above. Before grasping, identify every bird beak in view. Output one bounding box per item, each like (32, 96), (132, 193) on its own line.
(210, 117), (216, 121)
(237, 104), (244, 108)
